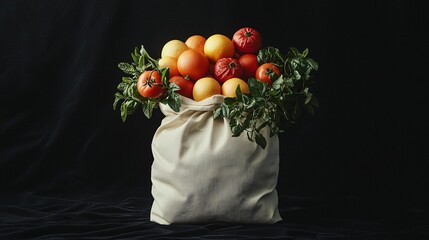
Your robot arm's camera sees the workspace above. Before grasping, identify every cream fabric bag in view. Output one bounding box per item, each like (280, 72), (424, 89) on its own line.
(150, 95), (282, 225)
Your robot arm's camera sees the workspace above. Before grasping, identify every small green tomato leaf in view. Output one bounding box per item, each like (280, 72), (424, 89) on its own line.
(213, 108), (222, 119)
(221, 104), (230, 118)
(255, 133), (267, 149)
(248, 78), (266, 97)
(166, 92), (181, 112)
(142, 100), (156, 119)
(118, 62), (136, 75)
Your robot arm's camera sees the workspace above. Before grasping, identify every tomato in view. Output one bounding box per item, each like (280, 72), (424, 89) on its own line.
(193, 77), (221, 102)
(158, 56), (180, 77)
(137, 70), (166, 98)
(177, 49), (209, 81)
(169, 76), (194, 99)
(221, 77), (250, 98)
(238, 54), (258, 80)
(185, 35), (206, 54)
(204, 34), (235, 63)
(255, 63), (281, 85)
(161, 39), (188, 59)
(232, 27), (262, 54)
(213, 57), (243, 84)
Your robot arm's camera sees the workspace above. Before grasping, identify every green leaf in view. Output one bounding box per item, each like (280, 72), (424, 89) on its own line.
(134, 46), (139, 57)
(122, 77), (133, 83)
(304, 92), (313, 105)
(142, 100), (156, 119)
(120, 101), (128, 122)
(131, 52), (139, 65)
(255, 133), (267, 149)
(131, 89), (145, 103)
(167, 92), (181, 112)
(306, 58), (319, 71)
(257, 120), (269, 131)
(235, 84), (242, 99)
(140, 45), (159, 69)
(139, 53), (145, 67)
(161, 67), (171, 86)
(118, 62), (136, 75)
(272, 76), (285, 90)
(113, 93), (123, 110)
(169, 82), (180, 93)
(248, 78), (266, 97)
(302, 48), (309, 57)
(221, 104), (230, 118)
(224, 97), (236, 105)
(285, 77), (294, 87)
(213, 108), (222, 119)
(117, 82), (127, 91)
(257, 46), (284, 66)
(231, 124), (243, 137)
(292, 70), (301, 80)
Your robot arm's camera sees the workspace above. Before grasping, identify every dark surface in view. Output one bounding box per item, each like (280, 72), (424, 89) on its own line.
(1, 191), (427, 240)
(1, 0), (427, 239)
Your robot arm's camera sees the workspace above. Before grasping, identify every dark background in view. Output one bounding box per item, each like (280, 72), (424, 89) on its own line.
(1, 0), (427, 239)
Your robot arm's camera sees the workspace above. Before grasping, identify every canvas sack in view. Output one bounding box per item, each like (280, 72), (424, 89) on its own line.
(150, 95), (282, 224)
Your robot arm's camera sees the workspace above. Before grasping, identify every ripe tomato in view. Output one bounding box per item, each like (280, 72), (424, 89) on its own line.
(177, 49), (209, 81)
(232, 27), (262, 54)
(137, 70), (166, 98)
(193, 77), (221, 102)
(221, 77), (250, 98)
(238, 54), (258, 80)
(213, 57), (243, 84)
(255, 63), (281, 85)
(161, 39), (188, 59)
(185, 35), (206, 54)
(158, 56), (180, 77)
(204, 34), (235, 63)
(169, 76), (194, 99)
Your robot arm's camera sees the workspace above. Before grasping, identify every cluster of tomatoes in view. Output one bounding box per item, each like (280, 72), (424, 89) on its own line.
(137, 27), (281, 102)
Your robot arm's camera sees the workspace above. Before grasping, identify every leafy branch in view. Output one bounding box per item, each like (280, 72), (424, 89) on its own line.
(214, 47), (319, 149)
(113, 45), (181, 122)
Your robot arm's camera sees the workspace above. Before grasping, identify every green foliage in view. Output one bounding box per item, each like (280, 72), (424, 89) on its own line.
(113, 45), (182, 122)
(214, 47), (319, 149)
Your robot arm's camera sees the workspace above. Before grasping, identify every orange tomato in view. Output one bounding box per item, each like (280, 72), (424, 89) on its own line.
(221, 77), (250, 98)
(193, 77), (221, 101)
(177, 49), (209, 81)
(185, 35), (206, 54)
(158, 57), (180, 77)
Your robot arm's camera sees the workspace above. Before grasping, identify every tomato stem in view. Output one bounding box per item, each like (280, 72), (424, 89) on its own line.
(229, 62), (237, 68)
(244, 31), (253, 37)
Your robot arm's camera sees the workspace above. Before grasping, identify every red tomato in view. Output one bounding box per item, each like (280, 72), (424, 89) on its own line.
(137, 70), (166, 98)
(232, 27), (262, 54)
(238, 54), (259, 80)
(213, 57), (243, 84)
(169, 76), (194, 99)
(255, 63), (281, 85)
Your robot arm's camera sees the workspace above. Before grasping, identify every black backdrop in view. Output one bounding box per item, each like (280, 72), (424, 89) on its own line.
(1, 0), (427, 239)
